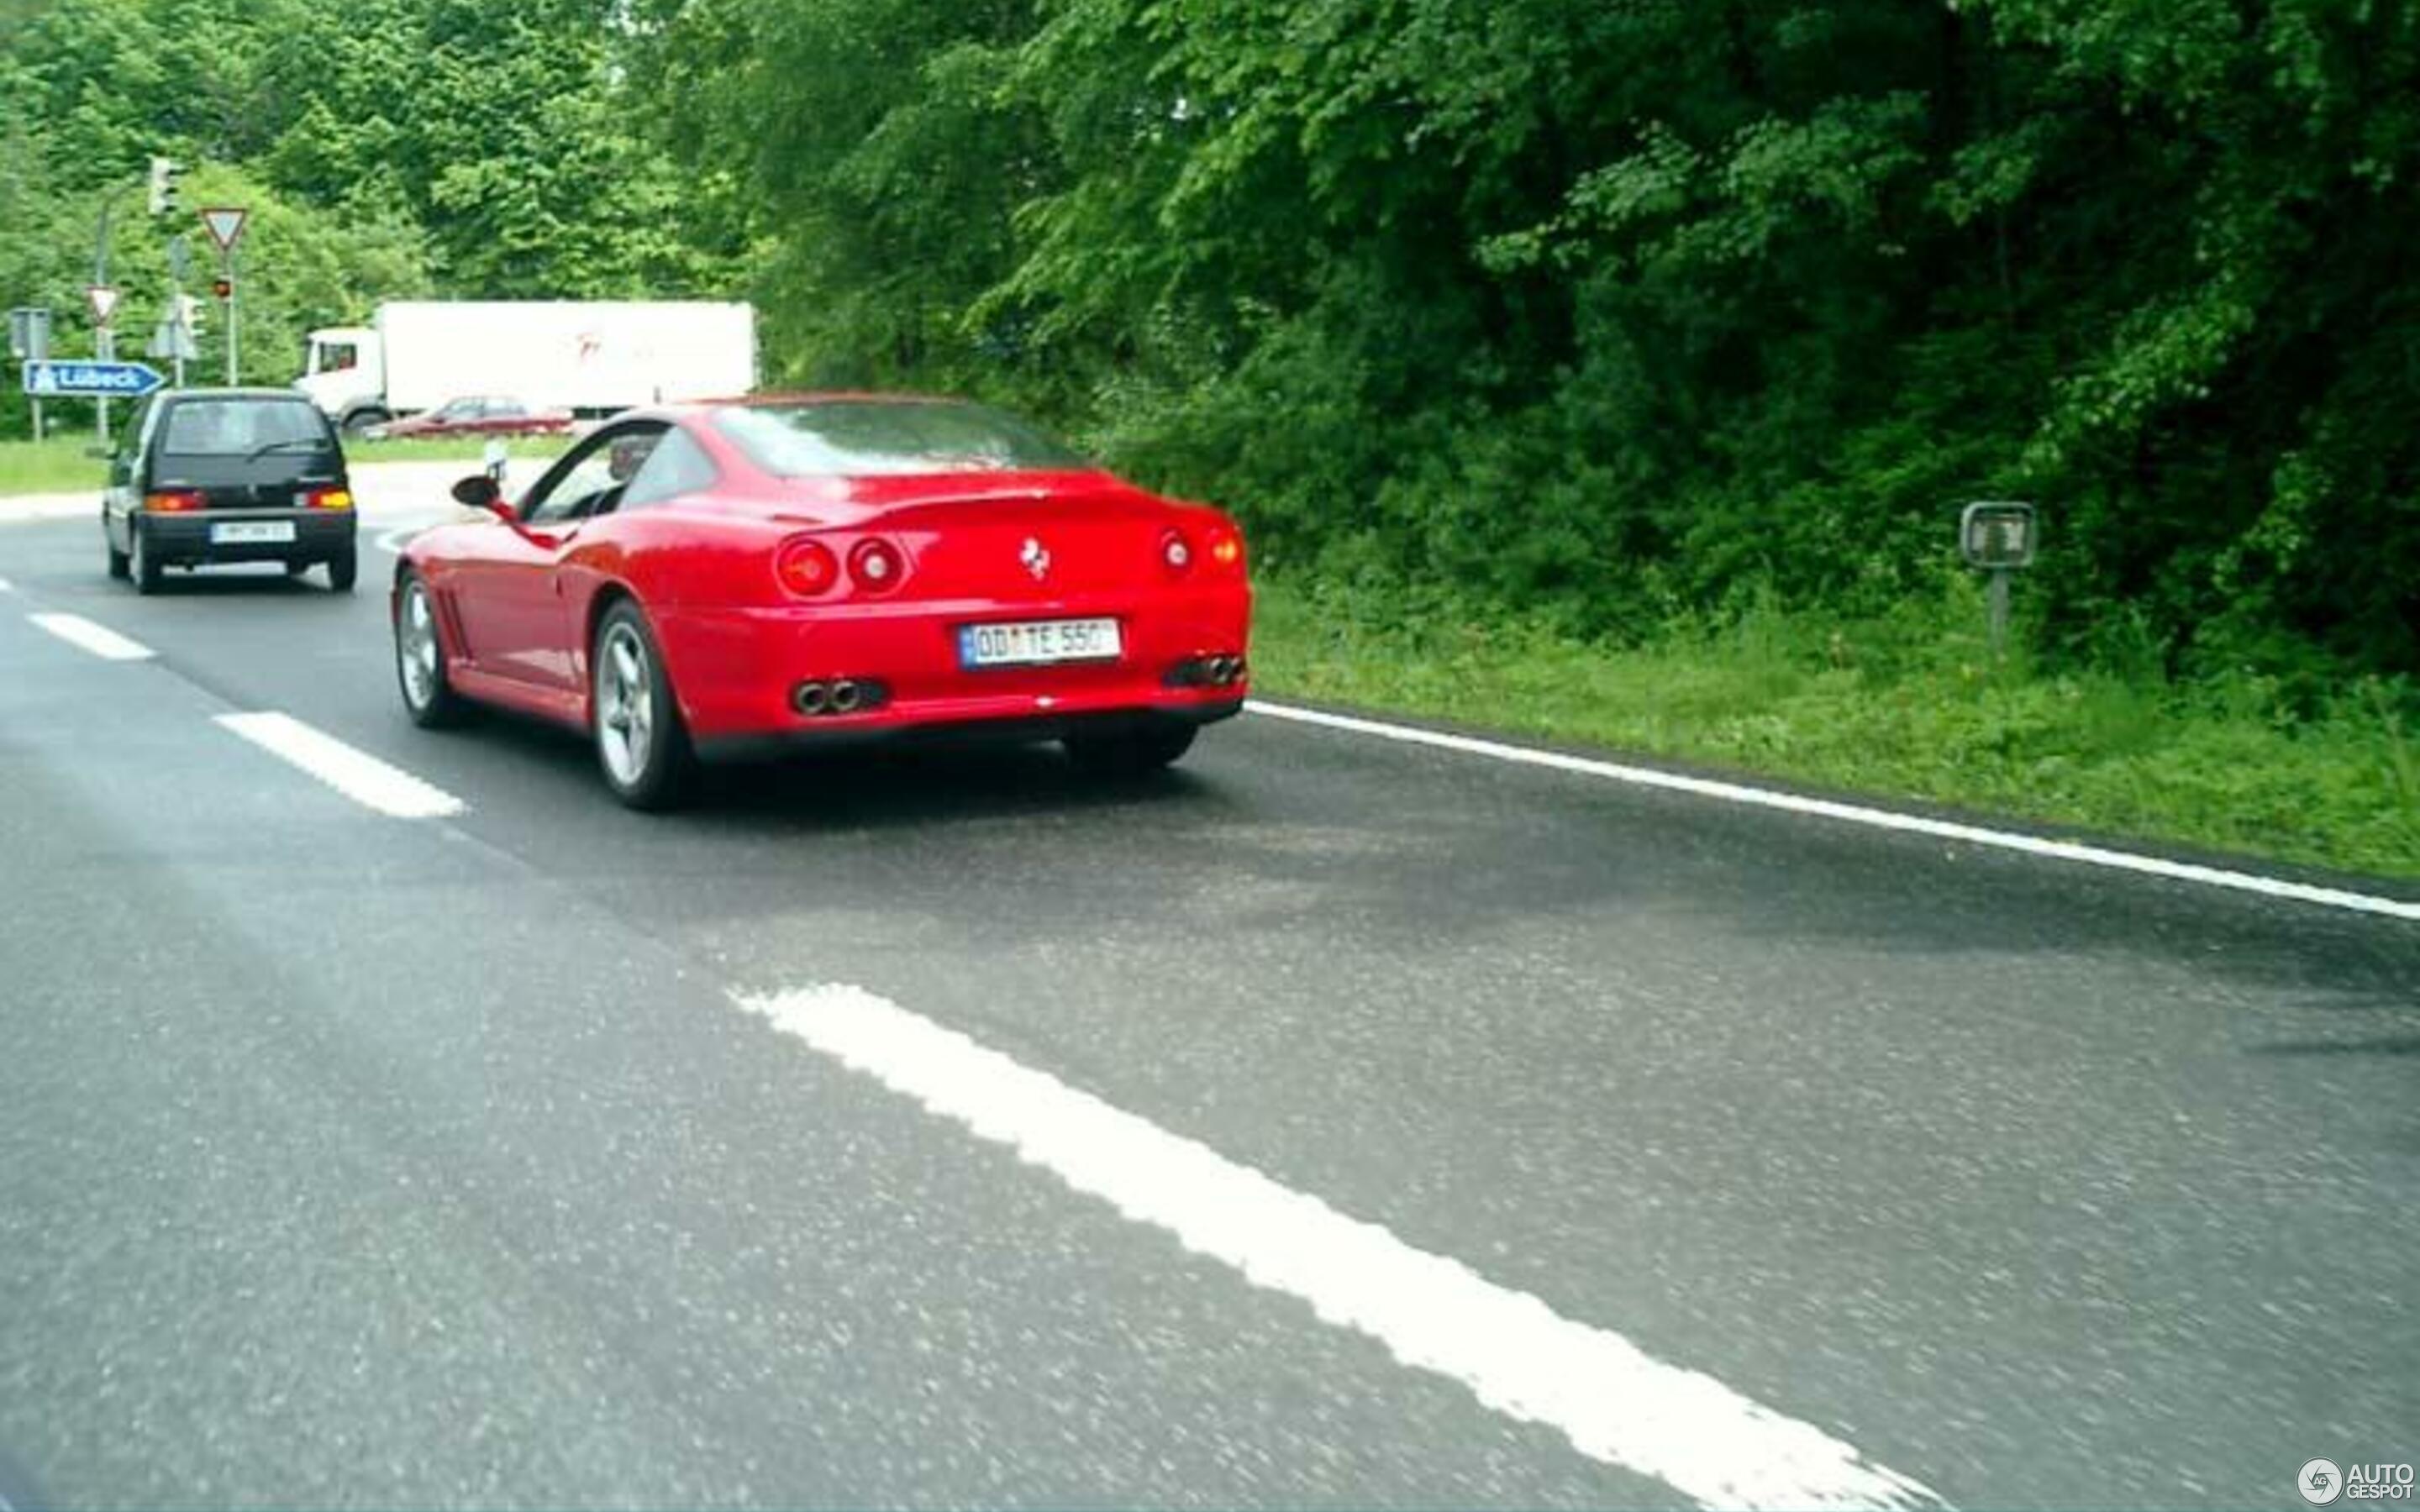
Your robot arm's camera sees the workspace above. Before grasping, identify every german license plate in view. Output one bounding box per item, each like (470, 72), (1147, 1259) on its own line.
(209, 521), (296, 544)
(958, 617), (1122, 668)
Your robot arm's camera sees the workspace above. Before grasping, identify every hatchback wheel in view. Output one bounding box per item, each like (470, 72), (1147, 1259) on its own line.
(129, 520), (163, 595)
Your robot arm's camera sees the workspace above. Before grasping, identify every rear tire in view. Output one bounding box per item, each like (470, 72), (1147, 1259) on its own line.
(326, 549), (358, 593)
(592, 600), (693, 811)
(105, 520), (129, 580)
(393, 570), (470, 729)
(129, 519), (162, 595)
(1063, 724), (1197, 777)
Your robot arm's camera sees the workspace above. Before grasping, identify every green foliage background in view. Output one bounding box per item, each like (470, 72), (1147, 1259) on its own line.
(4, 0), (2418, 708)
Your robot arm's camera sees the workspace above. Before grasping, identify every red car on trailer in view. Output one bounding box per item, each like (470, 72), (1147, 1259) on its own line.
(390, 395), (1251, 807)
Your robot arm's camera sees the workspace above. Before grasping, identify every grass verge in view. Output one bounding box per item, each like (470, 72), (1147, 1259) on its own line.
(1249, 575), (2420, 882)
(0, 437), (108, 495)
(345, 435), (575, 468)
(0, 433), (573, 496)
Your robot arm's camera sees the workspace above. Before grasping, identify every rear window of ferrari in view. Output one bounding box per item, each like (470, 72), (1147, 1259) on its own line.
(713, 401), (1092, 477)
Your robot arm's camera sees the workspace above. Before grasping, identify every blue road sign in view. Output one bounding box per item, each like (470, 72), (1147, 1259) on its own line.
(20, 360), (166, 398)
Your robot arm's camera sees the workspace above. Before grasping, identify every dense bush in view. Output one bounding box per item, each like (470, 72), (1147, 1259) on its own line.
(638, 0), (2420, 697)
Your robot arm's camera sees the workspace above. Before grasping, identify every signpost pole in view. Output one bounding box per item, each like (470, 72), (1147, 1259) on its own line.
(93, 200), (113, 444)
(20, 307), (50, 442)
(225, 245), (239, 387)
(169, 234), (190, 389)
(1959, 501), (2039, 664)
(198, 207), (249, 388)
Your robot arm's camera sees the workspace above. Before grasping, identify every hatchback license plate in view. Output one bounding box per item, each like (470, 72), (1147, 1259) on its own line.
(210, 521), (296, 544)
(959, 617), (1122, 668)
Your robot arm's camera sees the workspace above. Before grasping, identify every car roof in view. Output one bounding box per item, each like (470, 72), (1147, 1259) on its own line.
(157, 387), (324, 406)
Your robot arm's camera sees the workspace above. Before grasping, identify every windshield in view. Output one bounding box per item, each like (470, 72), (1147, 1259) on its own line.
(713, 401), (1092, 477)
(160, 400), (332, 455)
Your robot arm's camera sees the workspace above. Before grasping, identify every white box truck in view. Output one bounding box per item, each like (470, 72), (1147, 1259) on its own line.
(295, 300), (758, 433)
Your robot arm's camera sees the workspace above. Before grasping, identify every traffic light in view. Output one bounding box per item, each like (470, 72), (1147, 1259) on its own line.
(147, 156), (184, 217)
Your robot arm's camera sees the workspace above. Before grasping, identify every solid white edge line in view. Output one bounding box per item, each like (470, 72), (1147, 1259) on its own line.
(1245, 700), (2420, 922)
(736, 983), (1945, 1512)
(28, 612), (154, 662)
(214, 711), (464, 819)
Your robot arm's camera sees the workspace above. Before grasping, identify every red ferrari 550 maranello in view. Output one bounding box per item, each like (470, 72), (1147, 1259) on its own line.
(391, 396), (1251, 808)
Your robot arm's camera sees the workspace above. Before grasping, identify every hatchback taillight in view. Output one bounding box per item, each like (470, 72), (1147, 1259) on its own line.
(306, 486), (353, 510)
(143, 490), (203, 512)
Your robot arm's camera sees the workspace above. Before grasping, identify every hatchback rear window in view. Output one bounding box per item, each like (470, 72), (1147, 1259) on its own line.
(161, 401), (332, 456)
(713, 401), (1092, 477)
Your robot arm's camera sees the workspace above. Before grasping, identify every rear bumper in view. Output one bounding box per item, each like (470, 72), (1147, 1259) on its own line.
(693, 699), (1244, 762)
(655, 588), (1252, 753)
(139, 510), (357, 565)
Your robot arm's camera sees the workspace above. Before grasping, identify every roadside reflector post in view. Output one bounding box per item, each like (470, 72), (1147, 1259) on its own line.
(1959, 501), (2039, 659)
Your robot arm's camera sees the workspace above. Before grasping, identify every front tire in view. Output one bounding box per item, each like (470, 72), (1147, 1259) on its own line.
(393, 571), (470, 728)
(592, 601), (692, 810)
(1063, 723), (1197, 777)
(129, 519), (162, 595)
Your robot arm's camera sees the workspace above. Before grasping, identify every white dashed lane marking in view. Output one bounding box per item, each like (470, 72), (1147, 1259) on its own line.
(737, 982), (1945, 1512)
(29, 612), (154, 661)
(1246, 701), (2419, 922)
(215, 711), (465, 819)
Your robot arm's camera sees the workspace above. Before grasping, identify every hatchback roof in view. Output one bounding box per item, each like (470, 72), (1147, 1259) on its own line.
(157, 387), (321, 404)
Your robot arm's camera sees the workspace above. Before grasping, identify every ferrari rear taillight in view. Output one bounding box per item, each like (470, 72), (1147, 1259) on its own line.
(849, 538), (906, 593)
(776, 538), (840, 597)
(143, 490), (203, 512)
(1160, 529), (1193, 574)
(1206, 526), (1244, 570)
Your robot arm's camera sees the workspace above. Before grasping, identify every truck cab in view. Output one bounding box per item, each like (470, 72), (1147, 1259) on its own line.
(297, 327), (387, 434)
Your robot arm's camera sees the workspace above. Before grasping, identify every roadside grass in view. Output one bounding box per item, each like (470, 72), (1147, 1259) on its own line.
(0, 436), (108, 495)
(1249, 574), (2420, 881)
(0, 433), (573, 497)
(345, 434), (574, 468)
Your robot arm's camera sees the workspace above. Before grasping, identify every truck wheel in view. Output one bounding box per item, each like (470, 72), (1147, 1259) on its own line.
(342, 409), (390, 438)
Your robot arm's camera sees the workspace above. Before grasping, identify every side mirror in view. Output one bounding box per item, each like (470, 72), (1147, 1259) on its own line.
(450, 473), (516, 521)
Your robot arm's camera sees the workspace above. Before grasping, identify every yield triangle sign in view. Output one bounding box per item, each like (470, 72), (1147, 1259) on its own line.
(87, 285), (120, 325)
(199, 206), (249, 252)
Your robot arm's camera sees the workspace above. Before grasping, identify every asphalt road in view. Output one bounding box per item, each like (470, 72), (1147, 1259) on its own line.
(1, 467), (2414, 1509)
